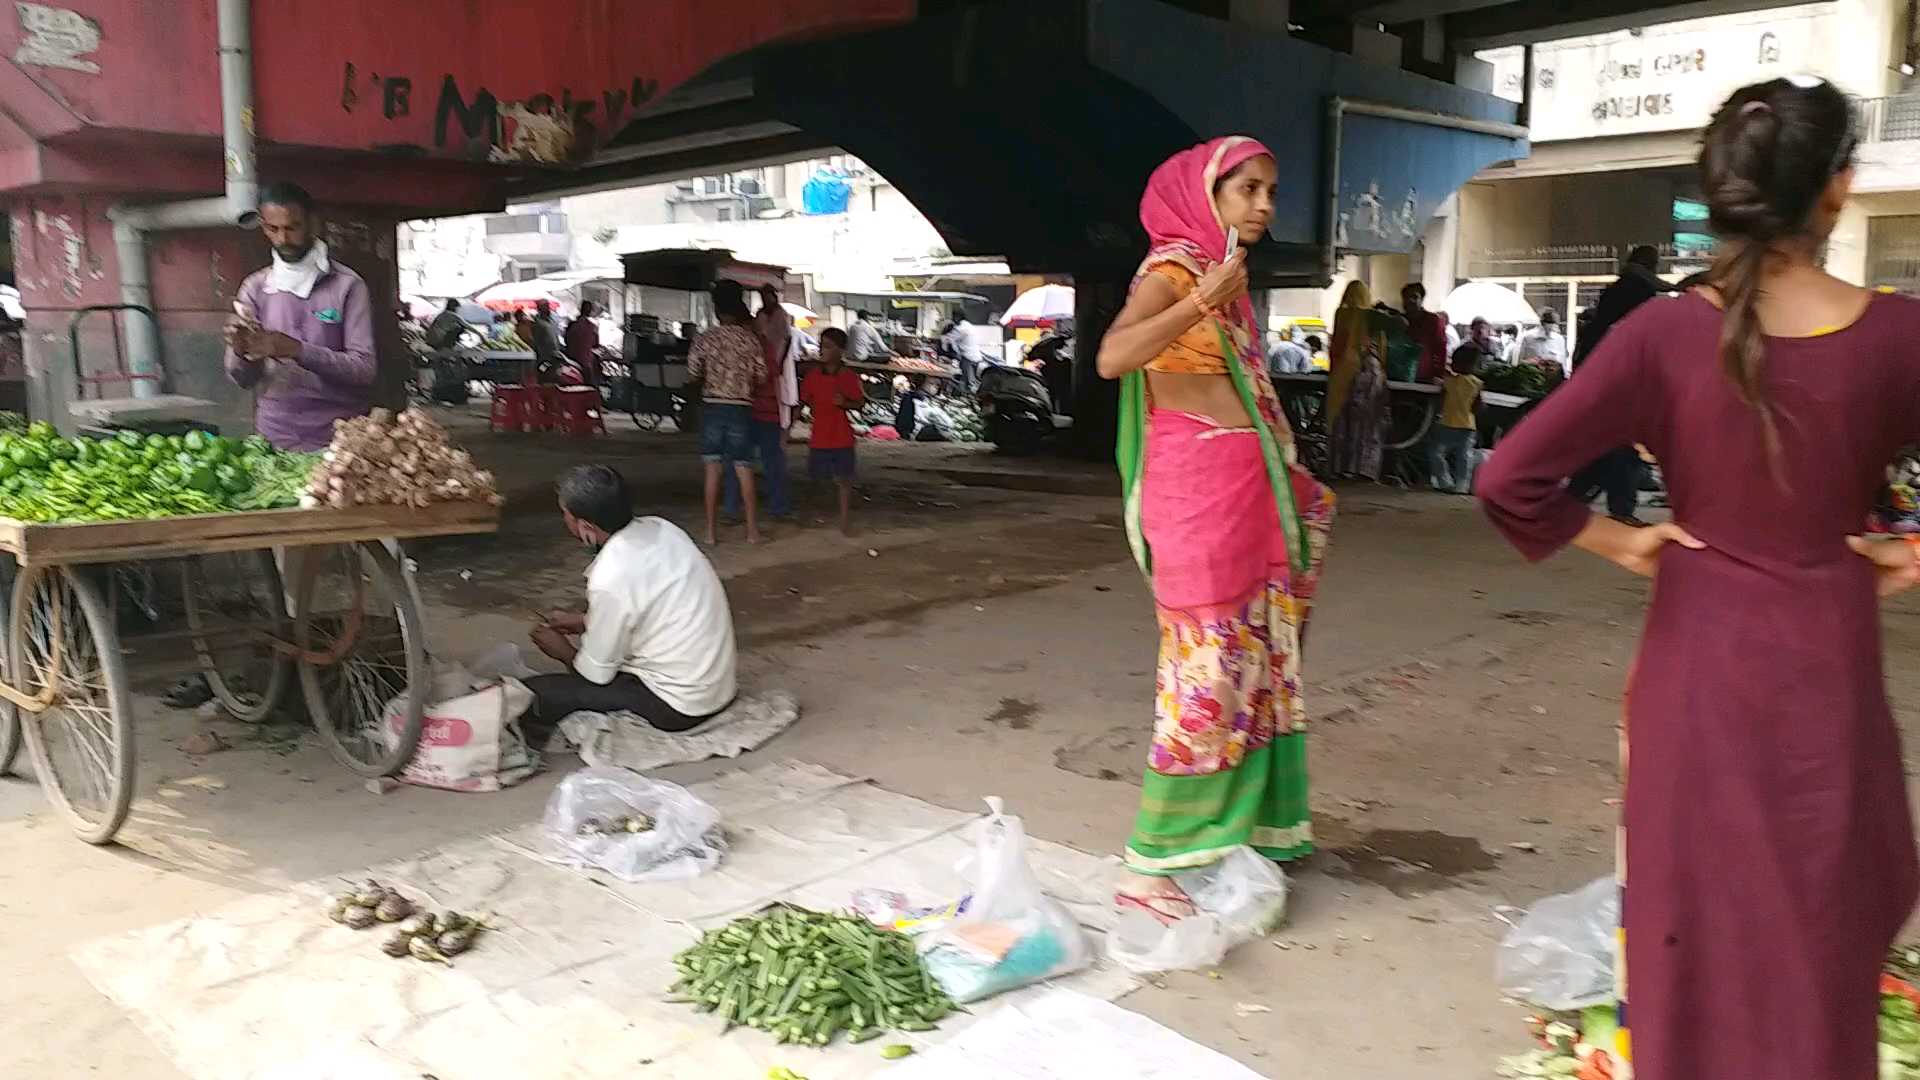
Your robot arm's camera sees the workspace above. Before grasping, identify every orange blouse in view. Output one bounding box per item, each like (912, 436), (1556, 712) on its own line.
(1143, 263), (1230, 376)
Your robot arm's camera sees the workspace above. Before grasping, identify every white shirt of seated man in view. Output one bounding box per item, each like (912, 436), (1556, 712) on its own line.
(552, 470), (738, 717)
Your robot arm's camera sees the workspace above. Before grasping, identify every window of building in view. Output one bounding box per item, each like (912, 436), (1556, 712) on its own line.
(1869, 215), (1920, 295)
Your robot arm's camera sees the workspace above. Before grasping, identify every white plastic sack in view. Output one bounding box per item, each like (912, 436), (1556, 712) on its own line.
(1495, 876), (1619, 1010)
(1106, 846), (1289, 974)
(540, 766), (726, 883)
(380, 675), (538, 793)
(917, 797), (1091, 1003)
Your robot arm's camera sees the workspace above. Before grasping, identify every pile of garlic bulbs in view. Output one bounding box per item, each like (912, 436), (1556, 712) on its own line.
(304, 408), (504, 510)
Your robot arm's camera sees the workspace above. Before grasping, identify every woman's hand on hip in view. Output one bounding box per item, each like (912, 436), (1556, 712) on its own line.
(1575, 516), (1704, 577)
(1194, 250), (1249, 312)
(1847, 536), (1920, 598)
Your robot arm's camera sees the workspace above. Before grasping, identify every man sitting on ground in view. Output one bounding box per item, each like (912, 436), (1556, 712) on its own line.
(525, 465), (738, 742)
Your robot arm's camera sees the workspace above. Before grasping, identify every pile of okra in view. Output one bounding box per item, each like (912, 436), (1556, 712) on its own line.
(669, 904), (956, 1045)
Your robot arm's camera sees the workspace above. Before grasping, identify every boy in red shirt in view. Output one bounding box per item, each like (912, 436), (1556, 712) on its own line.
(801, 328), (865, 534)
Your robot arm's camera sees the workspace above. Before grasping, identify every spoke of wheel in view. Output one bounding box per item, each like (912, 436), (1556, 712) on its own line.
(61, 695), (114, 748)
(57, 713), (111, 804)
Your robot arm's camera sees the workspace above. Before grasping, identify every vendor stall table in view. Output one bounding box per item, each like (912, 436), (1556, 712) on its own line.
(463, 350), (537, 388)
(1272, 373), (1541, 481)
(0, 500), (499, 845)
(846, 357), (959, 379)
(1271, 373), (1435, 480)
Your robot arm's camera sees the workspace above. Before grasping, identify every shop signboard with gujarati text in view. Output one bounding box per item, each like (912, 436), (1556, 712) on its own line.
(1480, 3), (1837, 143)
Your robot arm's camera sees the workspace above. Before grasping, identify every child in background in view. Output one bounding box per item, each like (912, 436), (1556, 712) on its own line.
(1428, 343), (1485, 495)
(801, 328), (865, 534)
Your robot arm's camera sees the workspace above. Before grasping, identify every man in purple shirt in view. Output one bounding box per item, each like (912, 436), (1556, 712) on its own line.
(223, 182), (376, 451)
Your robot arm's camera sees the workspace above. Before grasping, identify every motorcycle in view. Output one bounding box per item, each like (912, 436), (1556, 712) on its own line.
(977, 360), (1070, 454)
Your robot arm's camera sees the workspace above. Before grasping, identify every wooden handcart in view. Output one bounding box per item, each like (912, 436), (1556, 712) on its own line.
(0, 501), (498, 845)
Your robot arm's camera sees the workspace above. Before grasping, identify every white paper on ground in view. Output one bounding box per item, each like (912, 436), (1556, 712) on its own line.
(71, 761), (1135, 1080)
(886, 988), (1269, 1080)
(556, 689), (800, 772)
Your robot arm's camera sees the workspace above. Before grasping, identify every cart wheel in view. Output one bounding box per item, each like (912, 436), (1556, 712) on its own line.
(182, 551), (291, 723)
(292, 542), (427, 777)
(13, 566), (135, 844)
(0, 560), (17, 777)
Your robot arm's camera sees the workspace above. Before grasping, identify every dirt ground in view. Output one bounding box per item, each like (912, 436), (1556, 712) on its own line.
(6, 403), (1920, 1078)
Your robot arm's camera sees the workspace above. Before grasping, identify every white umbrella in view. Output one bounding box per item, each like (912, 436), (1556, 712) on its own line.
(782, 301), (819, 327)
(1438, 281), (1538, 327)
(1001, 284), (1075, 328)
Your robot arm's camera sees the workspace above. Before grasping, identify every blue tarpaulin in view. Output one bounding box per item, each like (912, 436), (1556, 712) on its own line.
(801, 169), (852, 215)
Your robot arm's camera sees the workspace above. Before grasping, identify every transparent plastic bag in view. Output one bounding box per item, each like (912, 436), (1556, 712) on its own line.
(917, 797), (1091, 1003)
(540, 766), (725, 883)
(1494, 876), (1619, 1010)
(849, 888), (972, 937)
(1106, 846), (1289, 974)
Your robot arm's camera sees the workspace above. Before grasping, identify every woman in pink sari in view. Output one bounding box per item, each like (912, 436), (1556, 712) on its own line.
(1097, 136), (1336, 919)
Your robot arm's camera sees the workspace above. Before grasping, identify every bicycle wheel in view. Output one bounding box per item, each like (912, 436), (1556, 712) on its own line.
(183, 550), (291, 723)
(13, 566), (135, 844)
(293, 542), (427, 777)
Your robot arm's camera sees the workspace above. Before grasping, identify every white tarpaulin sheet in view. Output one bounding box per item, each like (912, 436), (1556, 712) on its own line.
(70, 762), (1139, 1080)
(556, 690), (801, 774)
(889, 989), (1266, 1079)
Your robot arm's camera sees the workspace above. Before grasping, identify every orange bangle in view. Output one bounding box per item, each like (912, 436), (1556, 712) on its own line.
(1190, 291), (1219, 320)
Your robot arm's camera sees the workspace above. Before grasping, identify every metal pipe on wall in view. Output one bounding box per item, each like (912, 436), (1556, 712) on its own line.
(104, 0), (256, 400)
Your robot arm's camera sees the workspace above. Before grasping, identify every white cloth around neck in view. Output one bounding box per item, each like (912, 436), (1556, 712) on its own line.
(264, 240), (331, 299)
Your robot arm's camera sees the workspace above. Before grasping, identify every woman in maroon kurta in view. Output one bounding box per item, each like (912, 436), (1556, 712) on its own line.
(1479, 77), (1920, 1079)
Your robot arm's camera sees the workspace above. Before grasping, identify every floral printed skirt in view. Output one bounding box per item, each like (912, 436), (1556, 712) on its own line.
(1125, 410), (1334, 874)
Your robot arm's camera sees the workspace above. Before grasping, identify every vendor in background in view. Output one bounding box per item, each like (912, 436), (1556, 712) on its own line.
(564, 300), (602, 387)
(223, 181), (376, 452)
(1510, 310), (1568, 373)
(1399, 282), (1449, 382)
(530, 299), (564, 382)
(939, 315), (983, 394)
(1266, 326), (1314, 376)
(424, 298), (467, 353)
(1466, 317), (1502, 363)
(847, 309), (889, 362)
(525, 464), (737, 742)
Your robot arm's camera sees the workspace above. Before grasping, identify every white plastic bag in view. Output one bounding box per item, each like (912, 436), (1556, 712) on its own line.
(541, 766), (726, 882)
(917, 797), (1091, 1003)
(1495, 876), (1619, 1010)
(1106, 846), (1289, 974)
(380, 675), (538, 793)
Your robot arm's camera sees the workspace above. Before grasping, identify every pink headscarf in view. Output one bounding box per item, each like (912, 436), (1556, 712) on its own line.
(1138, 135), (1274, 268)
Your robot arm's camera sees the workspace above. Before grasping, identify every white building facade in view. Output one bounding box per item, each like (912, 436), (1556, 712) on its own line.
(398, 156), (965, 310)
(1430, 0), (1920, 326)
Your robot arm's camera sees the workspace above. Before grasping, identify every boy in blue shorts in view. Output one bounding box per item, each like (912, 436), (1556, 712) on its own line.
(801, 328), (865, 534)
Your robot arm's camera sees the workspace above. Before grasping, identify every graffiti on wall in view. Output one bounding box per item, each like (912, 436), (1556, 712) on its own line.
(1335, 113), (1524, 255)
(340, 64), (659, 163)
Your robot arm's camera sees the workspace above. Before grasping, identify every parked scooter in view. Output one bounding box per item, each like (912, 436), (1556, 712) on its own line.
(977, 359), (1071, 454)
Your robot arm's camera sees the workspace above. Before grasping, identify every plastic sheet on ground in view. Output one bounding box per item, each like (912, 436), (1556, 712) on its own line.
(886, 988), (1266, 1079)
(557, 689), (801, 772)
(69, 762), (1135, 1080)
